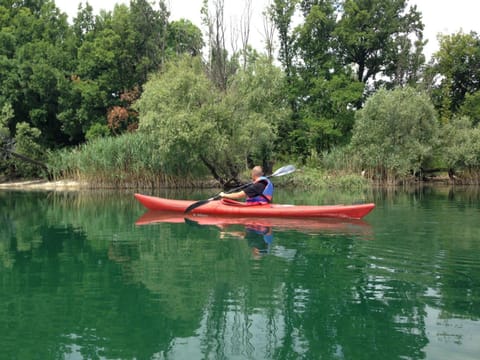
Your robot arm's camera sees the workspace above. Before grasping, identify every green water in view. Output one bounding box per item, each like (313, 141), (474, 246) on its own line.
(0, 187), (479, 360)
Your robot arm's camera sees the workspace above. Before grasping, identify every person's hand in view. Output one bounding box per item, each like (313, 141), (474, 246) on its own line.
(219, 192), (226, 198)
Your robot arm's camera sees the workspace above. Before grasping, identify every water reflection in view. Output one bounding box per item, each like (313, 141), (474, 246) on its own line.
(136, 211), (373, 235)
(1, 189), (479, 359)
(240, 224), (274, 256)
(136, 211), (374, 262)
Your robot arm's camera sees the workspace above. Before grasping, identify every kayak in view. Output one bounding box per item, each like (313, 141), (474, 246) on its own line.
(134, 193), (375, 219)
(135, 210), (372, 236)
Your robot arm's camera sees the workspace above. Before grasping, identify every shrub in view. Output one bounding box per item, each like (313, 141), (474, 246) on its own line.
(440, 116), (480, 172)
(351, 87), (438, 183)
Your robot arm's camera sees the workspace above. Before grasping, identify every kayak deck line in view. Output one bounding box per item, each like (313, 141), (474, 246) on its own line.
(134, 194), (375, 220)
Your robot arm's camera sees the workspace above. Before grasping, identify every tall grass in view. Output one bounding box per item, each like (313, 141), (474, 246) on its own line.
(47, 132), (209, 188)
(321, 146), (423, 186)
(318, 147), (368, 189)
(275, 164), (369, 191)
(271, 146), (369, 190)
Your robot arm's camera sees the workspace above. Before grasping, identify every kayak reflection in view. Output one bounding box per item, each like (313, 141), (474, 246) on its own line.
(135, 211), (372, 238)
(218, 223), (274, 256)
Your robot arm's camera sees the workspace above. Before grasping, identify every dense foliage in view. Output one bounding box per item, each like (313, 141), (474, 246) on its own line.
(425, 32), (480, 123)
(1, 0), (480, 185)
(135, 55), (289, 184)
(440, 116), (480, 175)
(270, 0), (425, 157)
(351, 87), (438, 183)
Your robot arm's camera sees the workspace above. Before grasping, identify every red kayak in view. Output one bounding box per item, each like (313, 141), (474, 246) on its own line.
(134, 193), (375, 220)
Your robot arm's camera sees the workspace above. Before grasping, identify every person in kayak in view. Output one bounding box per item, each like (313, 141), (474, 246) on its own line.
(219, 165), (273, 204)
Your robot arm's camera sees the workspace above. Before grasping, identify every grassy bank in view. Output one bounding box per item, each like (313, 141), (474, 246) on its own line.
(47, 132), (209, 189)
(43, 131), (369, 190)
(40, 131), (475, 190)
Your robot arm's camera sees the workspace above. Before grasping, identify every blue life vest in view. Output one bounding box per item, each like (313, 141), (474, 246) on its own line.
(246, 176), (274, 204)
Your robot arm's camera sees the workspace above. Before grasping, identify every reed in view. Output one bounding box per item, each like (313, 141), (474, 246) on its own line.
(274, 165), (368, 190)
(47, 132), (209, 188)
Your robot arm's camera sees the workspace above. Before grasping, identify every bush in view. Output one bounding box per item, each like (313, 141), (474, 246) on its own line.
(11, 122), (46, 178)
(440, 116), (480, 171)
(351, 87), (438, 183)
(85, 123), (111, 141)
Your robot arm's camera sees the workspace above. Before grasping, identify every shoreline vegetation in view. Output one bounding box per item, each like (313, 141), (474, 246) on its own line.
(2, 2), (480, 194)
(0, 169), (456, 191)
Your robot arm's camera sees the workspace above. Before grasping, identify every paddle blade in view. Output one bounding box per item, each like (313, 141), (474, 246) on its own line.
(270, 164), (296, 177)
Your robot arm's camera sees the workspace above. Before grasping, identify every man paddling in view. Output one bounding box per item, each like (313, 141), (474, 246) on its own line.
(219, 166), (274, 204)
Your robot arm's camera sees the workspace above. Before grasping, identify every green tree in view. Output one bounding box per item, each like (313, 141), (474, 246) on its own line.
(11, 121), (45, 177)
(351, 87), (438, 182)
(167, 19), (204, 57)
(295, 0), (337, 74)
(334, 0), (425, 86)
(299, 74), (364, 153)
(129, 0), (169, 83)
(426, 32), (480, 122)
(135, 56), (288, 184)
(269, 0), (424, 157)
(269, 0), (298, 80)
(0, 103), (14, 169)
(292, 0), (364, 154)
(439, 116), (480, 174)
(57, 76), (107, 142)
(221, 56), (290, 173)
(459, 91), (480, 126)
(0, 56), (20, 122)
(59, 1), (171, 144)
(0, 103), (47, 178)
(267, 0), (305, 156)
(0, 0), (75, 147)
(135, 56), (220, 178)
(72, 1), (96, 47)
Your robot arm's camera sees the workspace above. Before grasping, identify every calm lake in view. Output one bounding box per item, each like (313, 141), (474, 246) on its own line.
(1, 187), (479, 360)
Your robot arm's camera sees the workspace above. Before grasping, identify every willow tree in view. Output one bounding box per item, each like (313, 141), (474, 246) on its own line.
(135, 56), (288, 184)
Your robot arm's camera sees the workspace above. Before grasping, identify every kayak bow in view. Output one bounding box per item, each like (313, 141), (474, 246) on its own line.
(134, 194), (375, 220)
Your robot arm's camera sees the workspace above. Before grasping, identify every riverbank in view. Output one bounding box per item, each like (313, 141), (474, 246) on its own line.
(0, 179), (85, 190)
(0, 171), (456, 191)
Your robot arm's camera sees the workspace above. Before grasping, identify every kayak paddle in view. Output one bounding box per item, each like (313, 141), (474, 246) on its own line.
(184, 164), (296, 214)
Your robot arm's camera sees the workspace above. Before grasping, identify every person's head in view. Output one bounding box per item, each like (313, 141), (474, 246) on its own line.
(251, 166), (264, 180)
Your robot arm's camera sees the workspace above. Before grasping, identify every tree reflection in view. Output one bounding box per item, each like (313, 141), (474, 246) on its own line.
(0, 189), (479, 359)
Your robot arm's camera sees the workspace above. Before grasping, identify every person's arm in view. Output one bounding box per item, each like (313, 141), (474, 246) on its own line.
(219, 190), (246, 199)
(244, 181), (267, 198)
(220, 181), (266, 200)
